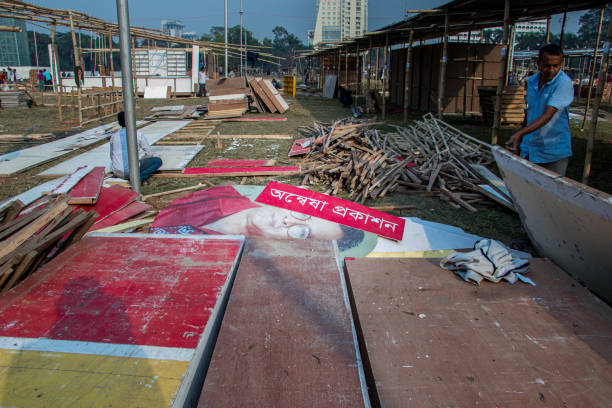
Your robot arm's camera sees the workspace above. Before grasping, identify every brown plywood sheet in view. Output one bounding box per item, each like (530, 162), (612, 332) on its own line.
(199, 238), (366, 407)
(345, 257), (612, 407)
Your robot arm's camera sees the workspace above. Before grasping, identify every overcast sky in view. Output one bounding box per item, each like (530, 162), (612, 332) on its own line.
(34, 1), (585, 43)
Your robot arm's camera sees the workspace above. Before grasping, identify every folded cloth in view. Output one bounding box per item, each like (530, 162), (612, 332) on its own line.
(440, 239), (532, 285)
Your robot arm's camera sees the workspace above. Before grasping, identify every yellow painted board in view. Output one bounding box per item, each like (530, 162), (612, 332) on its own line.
(0, 349), (188, 408)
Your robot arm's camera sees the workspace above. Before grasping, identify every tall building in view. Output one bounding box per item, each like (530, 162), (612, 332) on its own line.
(161, 20), (185, 38)
(0, 17), (31, 66)
(312, 0), (368, 47)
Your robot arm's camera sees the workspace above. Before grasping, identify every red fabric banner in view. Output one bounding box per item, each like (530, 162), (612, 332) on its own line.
(255, 181), (405, 240)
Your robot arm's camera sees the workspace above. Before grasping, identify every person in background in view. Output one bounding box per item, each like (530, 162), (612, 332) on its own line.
(43, 69), (52, 90)
(506, 44), (573, 176)
(12, 69), (18, 83)
(110, 111), (162, 184)
(197, 67), (208, 97)
(37, 70), (44, 90)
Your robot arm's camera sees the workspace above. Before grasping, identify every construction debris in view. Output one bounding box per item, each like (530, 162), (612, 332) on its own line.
(248, 77), (289, 113)
(0, 91), (30, 108)
(0, 195), (97, 293)
(206, 77), (250, 118)
(300, 113), (501, 209)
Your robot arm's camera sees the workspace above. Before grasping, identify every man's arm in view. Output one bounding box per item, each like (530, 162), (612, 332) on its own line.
(138, 132), (154, 158)
(506, 105), (557, 153)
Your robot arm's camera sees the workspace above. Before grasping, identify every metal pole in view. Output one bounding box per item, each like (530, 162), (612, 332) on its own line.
(437, 13), (449, 119)
(491, 0), (511, 145)
(583, 17), (612, 184)
(224, 0), (228, 77)
(581, 7), (604, 131)
(240, 0), (244, 76)
(116, 0), (141, 193)
(403, 30), (414, 123)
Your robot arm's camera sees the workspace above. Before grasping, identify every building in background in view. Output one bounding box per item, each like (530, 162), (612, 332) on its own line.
(312, 0), (368, 47)
(162, 20), (185, 38)
(181, 32), (197, 41)
(0, 17), (31, 66)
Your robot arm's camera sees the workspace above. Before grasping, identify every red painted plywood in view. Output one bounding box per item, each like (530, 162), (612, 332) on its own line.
(73, 185), (139, 222)
(0, 235), (242, 349)
(183, 166), (300, 175)
(345, 258), (612, 407)
(199, 238), (365, 407)
(68, 166), (106, 204)
(89, 201), (152, 231)
(288, 138), (313, 157)
(204, 159), (269, 167)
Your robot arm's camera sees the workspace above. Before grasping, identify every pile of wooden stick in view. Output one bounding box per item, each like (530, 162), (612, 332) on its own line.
(0, 195), (97, 294)
(300, 113), (505, 210)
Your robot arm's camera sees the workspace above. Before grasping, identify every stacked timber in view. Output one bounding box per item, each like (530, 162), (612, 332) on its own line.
(0, 91), (29, 108)
(206, 77), (250, 118)
(300, 113), (507, 211)
(248, 77), (289, 113)
(478, 86), (525, 126)
(0, 195), (98, 294)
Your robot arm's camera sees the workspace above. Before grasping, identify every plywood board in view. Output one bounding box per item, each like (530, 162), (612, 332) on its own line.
(0, 234), (244, 408)
(89, 201), (152, 231)
(322, 75), (337, 99)
(68, 166), (106, 204)
(288, 138), (313, 156)
(204, 159), (275, 167)
(144, 85), (170, 99)
(345, 257), (612, 407)
(249, 78), (277, 113)
(40, 145), (203, 176)
(0, 122), (120, 176)
(260, 79), (289, 113)
(183, 166), (300, 176)
(492, 146), (612, 304)
(199, 238), (366, 407)
(0, 177), (67, 208)
(73, 184), (139, 223)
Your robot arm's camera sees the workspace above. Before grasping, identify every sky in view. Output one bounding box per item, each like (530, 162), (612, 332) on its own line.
(33, 1), (585, 44)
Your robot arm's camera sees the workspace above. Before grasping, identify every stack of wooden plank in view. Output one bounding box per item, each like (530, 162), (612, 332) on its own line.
(300, 113), (511, 211)
(0, 195), (97, 294)
(146, 105), (202, 121)
(0, 91), (29, 108)
(248, 77), (289, 114)
(478, 86), (525, 126)
(206, 77), (250, 118)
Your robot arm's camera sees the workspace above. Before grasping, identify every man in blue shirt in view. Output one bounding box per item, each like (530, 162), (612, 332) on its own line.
(506, 44), (574, 176)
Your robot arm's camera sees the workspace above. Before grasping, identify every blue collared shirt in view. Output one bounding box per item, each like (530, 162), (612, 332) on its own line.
(520, 70), (573, 163)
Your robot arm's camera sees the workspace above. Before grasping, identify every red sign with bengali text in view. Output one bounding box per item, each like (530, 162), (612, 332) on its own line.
(255, 181), (405, 241)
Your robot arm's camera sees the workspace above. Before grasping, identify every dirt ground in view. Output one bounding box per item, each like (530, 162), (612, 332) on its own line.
(0, 92), (610, 253)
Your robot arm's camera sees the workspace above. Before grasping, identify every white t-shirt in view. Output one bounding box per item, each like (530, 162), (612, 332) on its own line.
(110, 128), (153, 178)
(198, 71), (208, 84)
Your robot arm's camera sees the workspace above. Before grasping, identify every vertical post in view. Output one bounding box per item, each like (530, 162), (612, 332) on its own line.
(491, 0), (511, 145)
(506, 24), (515, 86)
(403, 30), (414, 123)
(382, 33), (389, 119)
(375, 47), (380, 93)
(33, 27), (39, 68)
(224, 0), (228, 77)
(345, 47), (349, 88)
(463, 30), (471, 118)
(68, 12), (83, 126)
(116, 0), (142, 192)
(583, 17), (612, 184)
(367, 39), (372, 112)
(582, 8), (605, 131)
(437, 13), (449, 118)
(559, 9), (568, 49)
(131, 37), (137, 102)
(240, 0), (244, 76)
(545, 16), (551, 44)
(108, 30), (115, 88)
(578, 55), (587, 103)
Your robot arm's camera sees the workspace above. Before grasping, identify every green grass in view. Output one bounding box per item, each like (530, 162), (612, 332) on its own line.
(2, 93), (610, 254)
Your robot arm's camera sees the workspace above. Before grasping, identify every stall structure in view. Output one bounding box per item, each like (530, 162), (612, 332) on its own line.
(302, 0), (609, 143)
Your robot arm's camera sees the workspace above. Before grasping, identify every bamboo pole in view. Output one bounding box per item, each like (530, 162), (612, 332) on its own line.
(345, 47), (348, 89)
(68, 12), (83, 126)
(382, 33), (389, 120)
(505, 24), (515, 86)
(108, 30), (115, 88)
(578, 55), (587, 103)
(545, 16), (551, 44)
(356, 43), (360, 99)
(403, 29), (414, 124)
(491, 0), (511, 145)
(367, 39), (372, 112)
(581, 7), (605, 131)
(437, 13), (449, 119)
(582, 15), (612, 184)
(463, 30), (472, 118)
(559, 8), (568, 49)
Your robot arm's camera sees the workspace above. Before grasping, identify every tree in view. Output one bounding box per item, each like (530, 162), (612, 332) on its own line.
(578, 6), (611, 48)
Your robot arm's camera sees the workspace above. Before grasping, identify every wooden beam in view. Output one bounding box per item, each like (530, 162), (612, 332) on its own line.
(581, 7), (605, 131)
(403, 30), (414, 124)
(491, 0), (511, 145)
(437, 14), (449, 119)
(0, 25), (21, 32)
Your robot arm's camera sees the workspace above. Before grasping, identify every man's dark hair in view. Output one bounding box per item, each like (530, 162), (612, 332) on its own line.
(117, 111), (125, 127)
(539, 44), (563, 60)
(337, 224), (365, 252)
